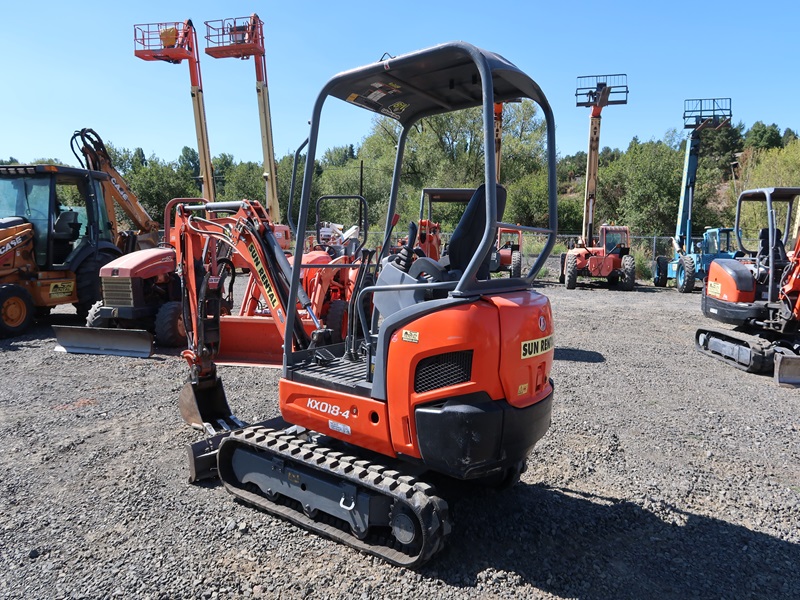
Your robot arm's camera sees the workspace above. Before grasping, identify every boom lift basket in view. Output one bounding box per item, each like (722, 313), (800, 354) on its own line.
(576, 74), (628, 107)
(134, 22), (194, 62)
(204, 15), (265, 59)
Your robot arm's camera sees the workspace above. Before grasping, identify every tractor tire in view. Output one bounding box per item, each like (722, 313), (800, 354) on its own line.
(155, 301), (187, 347)
(86, 300), (111, 328)
(607, 274), (620, 286)
(74, 251), (117, 318)
(621, 255), (636, 291)
(558, 253), (566, 284)
(510, 250), (522, 278)
(326, 300), (348, 344)
(676, 255), (696, 293)
(0, 284), (35, 338)
(653, 256), (668, 287)
(565, 253), (578, 290)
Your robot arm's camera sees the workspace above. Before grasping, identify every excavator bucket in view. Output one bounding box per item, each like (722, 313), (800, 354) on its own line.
(179, 377), (243, 433)
(774, 353), (800, 388)
(53, 326), (154, 358)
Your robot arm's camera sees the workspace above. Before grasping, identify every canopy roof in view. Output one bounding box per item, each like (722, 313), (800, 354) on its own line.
(325, 41), (550, 126)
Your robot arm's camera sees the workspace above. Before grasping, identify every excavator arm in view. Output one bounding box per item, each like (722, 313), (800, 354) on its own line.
(175, 199), (326, 433)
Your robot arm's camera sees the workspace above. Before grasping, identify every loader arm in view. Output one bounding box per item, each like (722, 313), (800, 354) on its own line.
(71, 128), (160, 248)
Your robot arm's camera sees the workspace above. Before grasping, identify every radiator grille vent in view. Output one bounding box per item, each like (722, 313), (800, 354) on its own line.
(101, 278), (134, 307)
(414, 350), (473, 393)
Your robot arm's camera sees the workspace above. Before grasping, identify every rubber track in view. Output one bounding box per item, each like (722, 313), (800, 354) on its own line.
(218, 426), (451, 567)
(695, 327), (774, 373)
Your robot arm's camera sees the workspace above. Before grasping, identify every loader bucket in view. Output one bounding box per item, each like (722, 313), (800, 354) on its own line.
(179, 377), (241, 433)
(216, 315), (286, 366)
(53, 326), (154, 358)
(774, 353), (800, 388)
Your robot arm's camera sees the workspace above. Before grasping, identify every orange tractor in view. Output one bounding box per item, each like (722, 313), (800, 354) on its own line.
(177, 42), (558, 566)
(560, 74), (635, 290)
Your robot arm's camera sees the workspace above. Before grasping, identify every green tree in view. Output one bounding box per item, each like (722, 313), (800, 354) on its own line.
(125, 155), (198, 217)
(698, 120), (744, 178)
(744, 121), (782, 150)
(219, 161), (265, 203)
(213, 152), (236, 197)
(738, 139), (800, 189)
(597, 138), (684, 235)
(0, 157), (19, 165)
(782, 128), (798, 147)
(132, 148), (147, 170)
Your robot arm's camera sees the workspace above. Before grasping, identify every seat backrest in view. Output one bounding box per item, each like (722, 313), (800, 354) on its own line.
(54, 210), (79, 237)
(447, 184), (507, 279)
(774, 228), (788, 263)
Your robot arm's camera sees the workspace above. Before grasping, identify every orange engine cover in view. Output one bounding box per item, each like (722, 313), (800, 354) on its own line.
(384, 292), (553, 458)
(706, 260), (756, 303)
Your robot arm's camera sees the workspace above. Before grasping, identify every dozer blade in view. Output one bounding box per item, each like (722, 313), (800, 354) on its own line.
(774, 352), (800, 388)
(53, 325), (154, 358)
(179, 377), (245, 435)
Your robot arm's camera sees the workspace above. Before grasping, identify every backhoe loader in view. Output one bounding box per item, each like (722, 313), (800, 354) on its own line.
(0, 164), (123, 337)
(177, 42), (558, 567)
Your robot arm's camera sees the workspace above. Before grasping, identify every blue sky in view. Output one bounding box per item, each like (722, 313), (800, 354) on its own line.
(1, 1), (795, 166)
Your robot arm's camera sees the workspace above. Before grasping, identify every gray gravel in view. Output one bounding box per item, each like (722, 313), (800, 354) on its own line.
(1, 275), (798, 599)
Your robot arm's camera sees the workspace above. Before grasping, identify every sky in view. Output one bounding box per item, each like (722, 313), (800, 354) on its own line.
(1, 0), (797, 167)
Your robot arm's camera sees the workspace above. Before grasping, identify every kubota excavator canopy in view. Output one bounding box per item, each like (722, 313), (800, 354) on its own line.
(326, 42), (550, 125)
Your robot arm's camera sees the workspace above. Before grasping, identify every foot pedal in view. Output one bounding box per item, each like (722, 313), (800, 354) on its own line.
(314, 348), (336, 366)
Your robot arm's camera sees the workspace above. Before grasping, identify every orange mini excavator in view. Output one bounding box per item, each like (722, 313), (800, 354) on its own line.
(696, 187), (800, 386)
(178, 42), (558, 567)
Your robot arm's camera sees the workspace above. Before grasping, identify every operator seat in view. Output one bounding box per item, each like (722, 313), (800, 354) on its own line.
(446, 183), (507, 279)
(756, 228), (788, 265)
(53, 210), (80, 241)
(52, 210), (80, 264)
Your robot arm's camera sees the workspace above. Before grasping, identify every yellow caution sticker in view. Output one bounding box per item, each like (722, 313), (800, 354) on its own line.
(517, 383), (529, 396)
(49, 281), (74, 298)
(708, 281), (722, 298)
(521, 335), (553, 359)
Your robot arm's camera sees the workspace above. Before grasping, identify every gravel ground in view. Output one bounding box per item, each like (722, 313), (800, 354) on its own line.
(1, 272), (798, 599)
